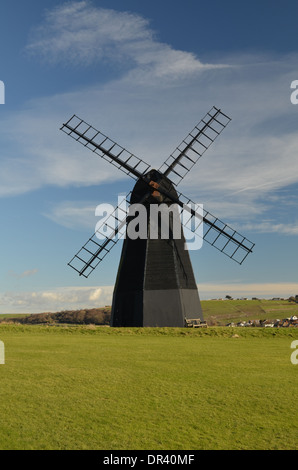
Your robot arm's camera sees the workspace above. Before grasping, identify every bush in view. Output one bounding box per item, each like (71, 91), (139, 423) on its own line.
(0, 308), (111, 326)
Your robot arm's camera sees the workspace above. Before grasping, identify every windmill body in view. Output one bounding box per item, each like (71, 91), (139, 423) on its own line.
(61, 107), (254, 327)
(111, 169), (203, 327)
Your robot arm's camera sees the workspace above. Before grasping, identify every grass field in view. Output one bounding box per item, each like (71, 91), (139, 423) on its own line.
(0, 324), (297, 450)
(201, 299), (298, 324)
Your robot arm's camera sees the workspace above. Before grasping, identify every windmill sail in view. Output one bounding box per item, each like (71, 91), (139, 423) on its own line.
(68, 187), (154, 278)
(61, 115), (151, 181)
(68, 193), (131, 278)
(177, 191), (254, 264)
(202, 209), (254, 264)
(159, 107), (231, 186)
(69, 186), (253, 279)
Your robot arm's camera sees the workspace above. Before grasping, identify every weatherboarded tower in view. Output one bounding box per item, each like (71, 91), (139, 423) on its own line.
(111, 170), (203, 327)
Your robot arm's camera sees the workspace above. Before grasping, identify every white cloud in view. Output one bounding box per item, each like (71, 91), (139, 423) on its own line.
(0, 285), (114, 313)
(89, 287), (102, 301)
(25, 1), (152, 66)
(1, 282), (297, 313)
(44, 200), (99, 230)
(25, 1), (225, 81)
(0, 1), (297, 234)
(8, 269), (39, 279)
(240, 221), (298, 236)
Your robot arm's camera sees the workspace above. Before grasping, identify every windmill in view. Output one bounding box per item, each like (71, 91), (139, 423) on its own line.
(60, 106), (254, 327)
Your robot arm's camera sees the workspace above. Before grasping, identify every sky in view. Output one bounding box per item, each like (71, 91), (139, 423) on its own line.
(0, 0), (298, 313)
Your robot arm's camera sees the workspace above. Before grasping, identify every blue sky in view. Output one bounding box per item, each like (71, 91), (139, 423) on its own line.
(1, 0), (298, 313)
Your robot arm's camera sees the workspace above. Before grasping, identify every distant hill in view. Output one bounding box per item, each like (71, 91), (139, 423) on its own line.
(0, 307), (111, 325)
(201, 298), (298, 325)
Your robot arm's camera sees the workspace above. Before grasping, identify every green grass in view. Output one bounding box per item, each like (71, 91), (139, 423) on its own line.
(0, 324), (297, 450)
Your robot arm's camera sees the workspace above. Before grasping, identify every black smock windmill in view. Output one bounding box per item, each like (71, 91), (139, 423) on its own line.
(61, 107), (254, 327)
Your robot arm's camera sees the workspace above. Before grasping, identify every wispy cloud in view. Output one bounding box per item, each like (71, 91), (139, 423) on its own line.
(8, 269), (39, 279)
(0, 285), (113, 313)
(25, 1), (152, 66)
(0, 1), (297, 233)
(25, 1), (226, 81)
(240, 221), (298, 235)
(43, 201), (99, 230)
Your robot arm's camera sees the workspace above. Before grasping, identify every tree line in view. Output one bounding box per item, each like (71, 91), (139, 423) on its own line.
(2, 308), (111, 325)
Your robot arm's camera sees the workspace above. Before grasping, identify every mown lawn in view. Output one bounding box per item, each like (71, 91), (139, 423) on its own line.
(0, 325), (297, 450)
